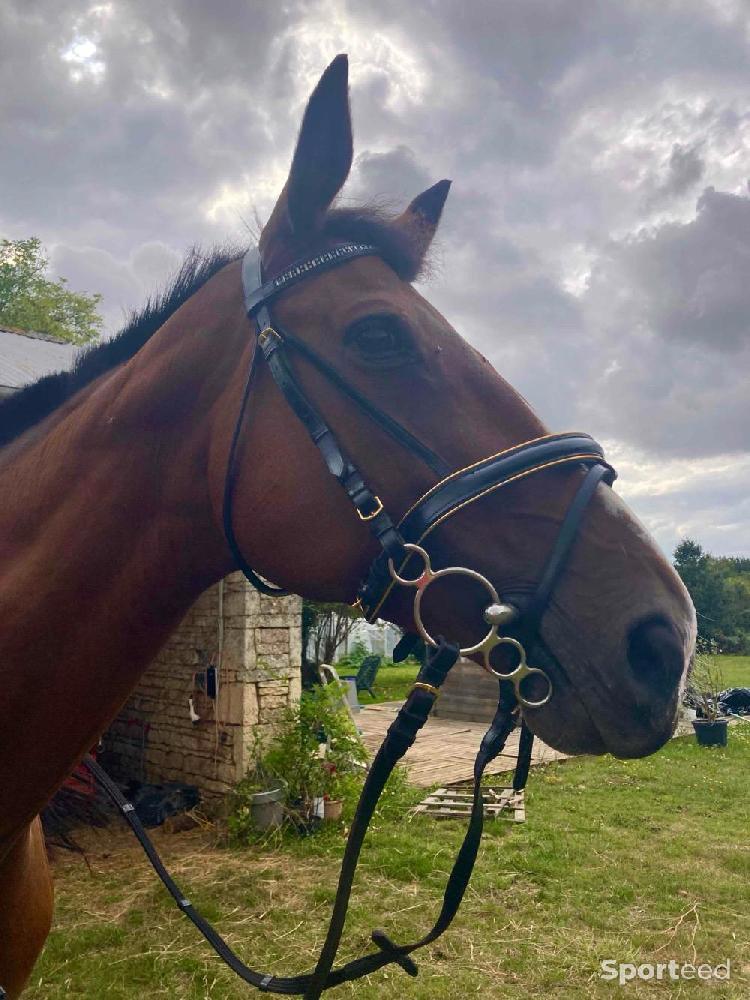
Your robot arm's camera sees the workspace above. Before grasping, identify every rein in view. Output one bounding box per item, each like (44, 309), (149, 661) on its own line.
(85, 240), (616, 997)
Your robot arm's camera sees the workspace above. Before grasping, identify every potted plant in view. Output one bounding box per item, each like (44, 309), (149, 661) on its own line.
(262, 683), (368, 831)
(320, 761), (344, 821)
(228, 731), (286, 838)
(686, 655), (729, 748)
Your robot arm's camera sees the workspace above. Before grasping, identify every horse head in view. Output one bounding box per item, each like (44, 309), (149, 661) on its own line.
(210, 56), (695, 759)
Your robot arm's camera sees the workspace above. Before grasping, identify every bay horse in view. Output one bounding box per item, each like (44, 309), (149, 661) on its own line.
(0, 55), (695, 997)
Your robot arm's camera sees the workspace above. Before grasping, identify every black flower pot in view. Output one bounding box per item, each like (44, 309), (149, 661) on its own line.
(692, 718), (728, 747)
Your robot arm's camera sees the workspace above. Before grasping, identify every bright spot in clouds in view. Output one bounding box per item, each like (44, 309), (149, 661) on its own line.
(2, 0), (746, 557)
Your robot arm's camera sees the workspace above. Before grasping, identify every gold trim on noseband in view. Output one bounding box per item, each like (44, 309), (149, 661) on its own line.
(368, 450), (606, 623)
(395, 431), (561, 524)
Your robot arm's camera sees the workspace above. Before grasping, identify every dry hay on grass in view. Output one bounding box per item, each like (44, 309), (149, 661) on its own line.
(48, 823), (327, 940)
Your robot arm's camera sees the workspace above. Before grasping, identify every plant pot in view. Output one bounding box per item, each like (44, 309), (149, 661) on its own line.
(692, 718), (728, 748)
(323, 798), (344, 821)
(250, 786), (285, 830)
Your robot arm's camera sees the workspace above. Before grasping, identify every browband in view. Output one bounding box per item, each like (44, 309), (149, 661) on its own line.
(243, 243), (378, 317)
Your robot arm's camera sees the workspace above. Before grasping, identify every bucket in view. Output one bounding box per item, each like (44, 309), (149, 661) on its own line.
(341, 675), (360, 712)
(250, 786), (285, 830)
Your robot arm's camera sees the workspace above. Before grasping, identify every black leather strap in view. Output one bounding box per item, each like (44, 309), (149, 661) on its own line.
(304, 678), (527, 999)
(359, 433), (615, 620)
(224, 242), (457, 592)
(221, 342), (290, 596)
(517, 463), (610, 639)
(84, 640), (464, 996)
(261, 323), (449, 479)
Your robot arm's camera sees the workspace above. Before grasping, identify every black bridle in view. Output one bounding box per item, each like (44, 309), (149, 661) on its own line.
(227, 242), (615, 709)
(86, 240), (617, 998)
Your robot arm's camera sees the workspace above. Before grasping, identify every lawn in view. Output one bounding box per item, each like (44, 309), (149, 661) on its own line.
(358, 660), (420, 704)
(710, 654), (750, 689)
(29, 721), (750, 998)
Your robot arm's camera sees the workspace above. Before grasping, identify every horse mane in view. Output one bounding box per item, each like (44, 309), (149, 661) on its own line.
(0, 246), (239, 449)
(0, 206), (425, 450)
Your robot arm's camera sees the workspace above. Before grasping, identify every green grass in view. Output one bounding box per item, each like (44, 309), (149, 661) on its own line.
(709, 654), (750, 689)
(358, 660), (420, 704)
(29, 722), (750, 998)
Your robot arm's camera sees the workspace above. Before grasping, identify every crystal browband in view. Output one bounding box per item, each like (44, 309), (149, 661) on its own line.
(243, 243), (378, 317)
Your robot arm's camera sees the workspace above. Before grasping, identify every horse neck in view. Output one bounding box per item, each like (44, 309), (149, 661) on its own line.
(0, 263), (245, 841)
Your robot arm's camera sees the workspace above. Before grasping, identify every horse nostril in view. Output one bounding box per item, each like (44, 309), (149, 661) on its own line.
(627, 616), (685, 692)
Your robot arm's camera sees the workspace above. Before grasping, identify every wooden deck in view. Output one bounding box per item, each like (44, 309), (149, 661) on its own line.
(357, 701), (568, 787)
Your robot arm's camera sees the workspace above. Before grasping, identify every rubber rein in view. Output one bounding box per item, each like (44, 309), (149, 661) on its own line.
(85, 241), (616, 998)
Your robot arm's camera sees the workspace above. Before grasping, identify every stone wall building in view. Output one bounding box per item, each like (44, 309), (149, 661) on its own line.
(103, 573), (302, 804)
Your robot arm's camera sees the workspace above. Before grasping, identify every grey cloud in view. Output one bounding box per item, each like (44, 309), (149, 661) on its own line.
(663, 143), (705, 197)
(346, 146), (431, 206)
(615, 453), (750, 556)
(587, 186), (750, 353)
(2, 0), (749, 553)
(50, 240), (182, 332)
(572, 186), (750, 458)
(644, 143), (706, 208)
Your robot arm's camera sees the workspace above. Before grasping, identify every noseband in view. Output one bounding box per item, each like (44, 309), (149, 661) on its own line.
(226, 242), (616, 709)
(87, 240), (618, 1000)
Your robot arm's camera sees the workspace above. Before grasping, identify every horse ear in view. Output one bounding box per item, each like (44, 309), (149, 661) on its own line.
(262, 54), (353, 251)
(393, 179), (452, 267)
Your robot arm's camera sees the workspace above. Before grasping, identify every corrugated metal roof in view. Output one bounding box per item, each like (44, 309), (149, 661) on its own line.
(0, 326), (79, 391)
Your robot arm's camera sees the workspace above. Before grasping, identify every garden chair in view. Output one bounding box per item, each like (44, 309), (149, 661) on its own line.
(355, 654), (382, 699)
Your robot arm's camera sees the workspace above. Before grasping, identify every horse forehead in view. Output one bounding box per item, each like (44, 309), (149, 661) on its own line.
(274, 254), (412, 320)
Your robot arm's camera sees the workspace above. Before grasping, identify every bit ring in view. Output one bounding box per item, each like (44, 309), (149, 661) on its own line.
(387, 543), (553, 709)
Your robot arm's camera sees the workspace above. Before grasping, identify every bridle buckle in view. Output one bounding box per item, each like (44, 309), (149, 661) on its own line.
(357, 495), (384, 522)
(411, 681), (440, 699)
(258, 326), (282, 347)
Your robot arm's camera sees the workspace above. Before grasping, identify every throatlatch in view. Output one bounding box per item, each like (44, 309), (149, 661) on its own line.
(86, 238), (616, 996)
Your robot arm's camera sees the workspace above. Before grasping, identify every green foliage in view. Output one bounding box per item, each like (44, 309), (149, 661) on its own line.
(674, 538), (750, 653)
(229, 684), (369, 843)
(364, 659), (421, 703)
(334, 639), (369, 672)
(685, 653), (727, 720)
(0, 236), (103, 344)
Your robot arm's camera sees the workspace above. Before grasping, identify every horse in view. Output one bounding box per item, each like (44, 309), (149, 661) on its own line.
(0, 55), (695, 998)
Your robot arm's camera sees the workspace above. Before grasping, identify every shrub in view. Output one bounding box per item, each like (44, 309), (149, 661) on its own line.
(334, 640), (369, 672)
(229, 684), (369, 842)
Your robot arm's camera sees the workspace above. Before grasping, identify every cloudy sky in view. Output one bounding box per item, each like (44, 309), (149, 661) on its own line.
(2, 0), (748, 557)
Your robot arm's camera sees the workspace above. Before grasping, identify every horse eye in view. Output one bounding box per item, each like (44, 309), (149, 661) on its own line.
(344, 315), (416, 367)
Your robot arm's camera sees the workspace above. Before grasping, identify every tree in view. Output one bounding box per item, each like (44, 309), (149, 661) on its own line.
(301, 600), (361, 686)
(674, 538), (724, 643)
(673, 538), (750, 652)
(0, 237), (102, 344)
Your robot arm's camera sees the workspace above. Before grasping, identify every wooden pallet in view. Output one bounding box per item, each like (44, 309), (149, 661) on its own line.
(412, 784), (525, 822)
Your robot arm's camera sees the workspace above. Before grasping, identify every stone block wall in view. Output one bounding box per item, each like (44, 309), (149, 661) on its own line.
(103, 572), (302, 803)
